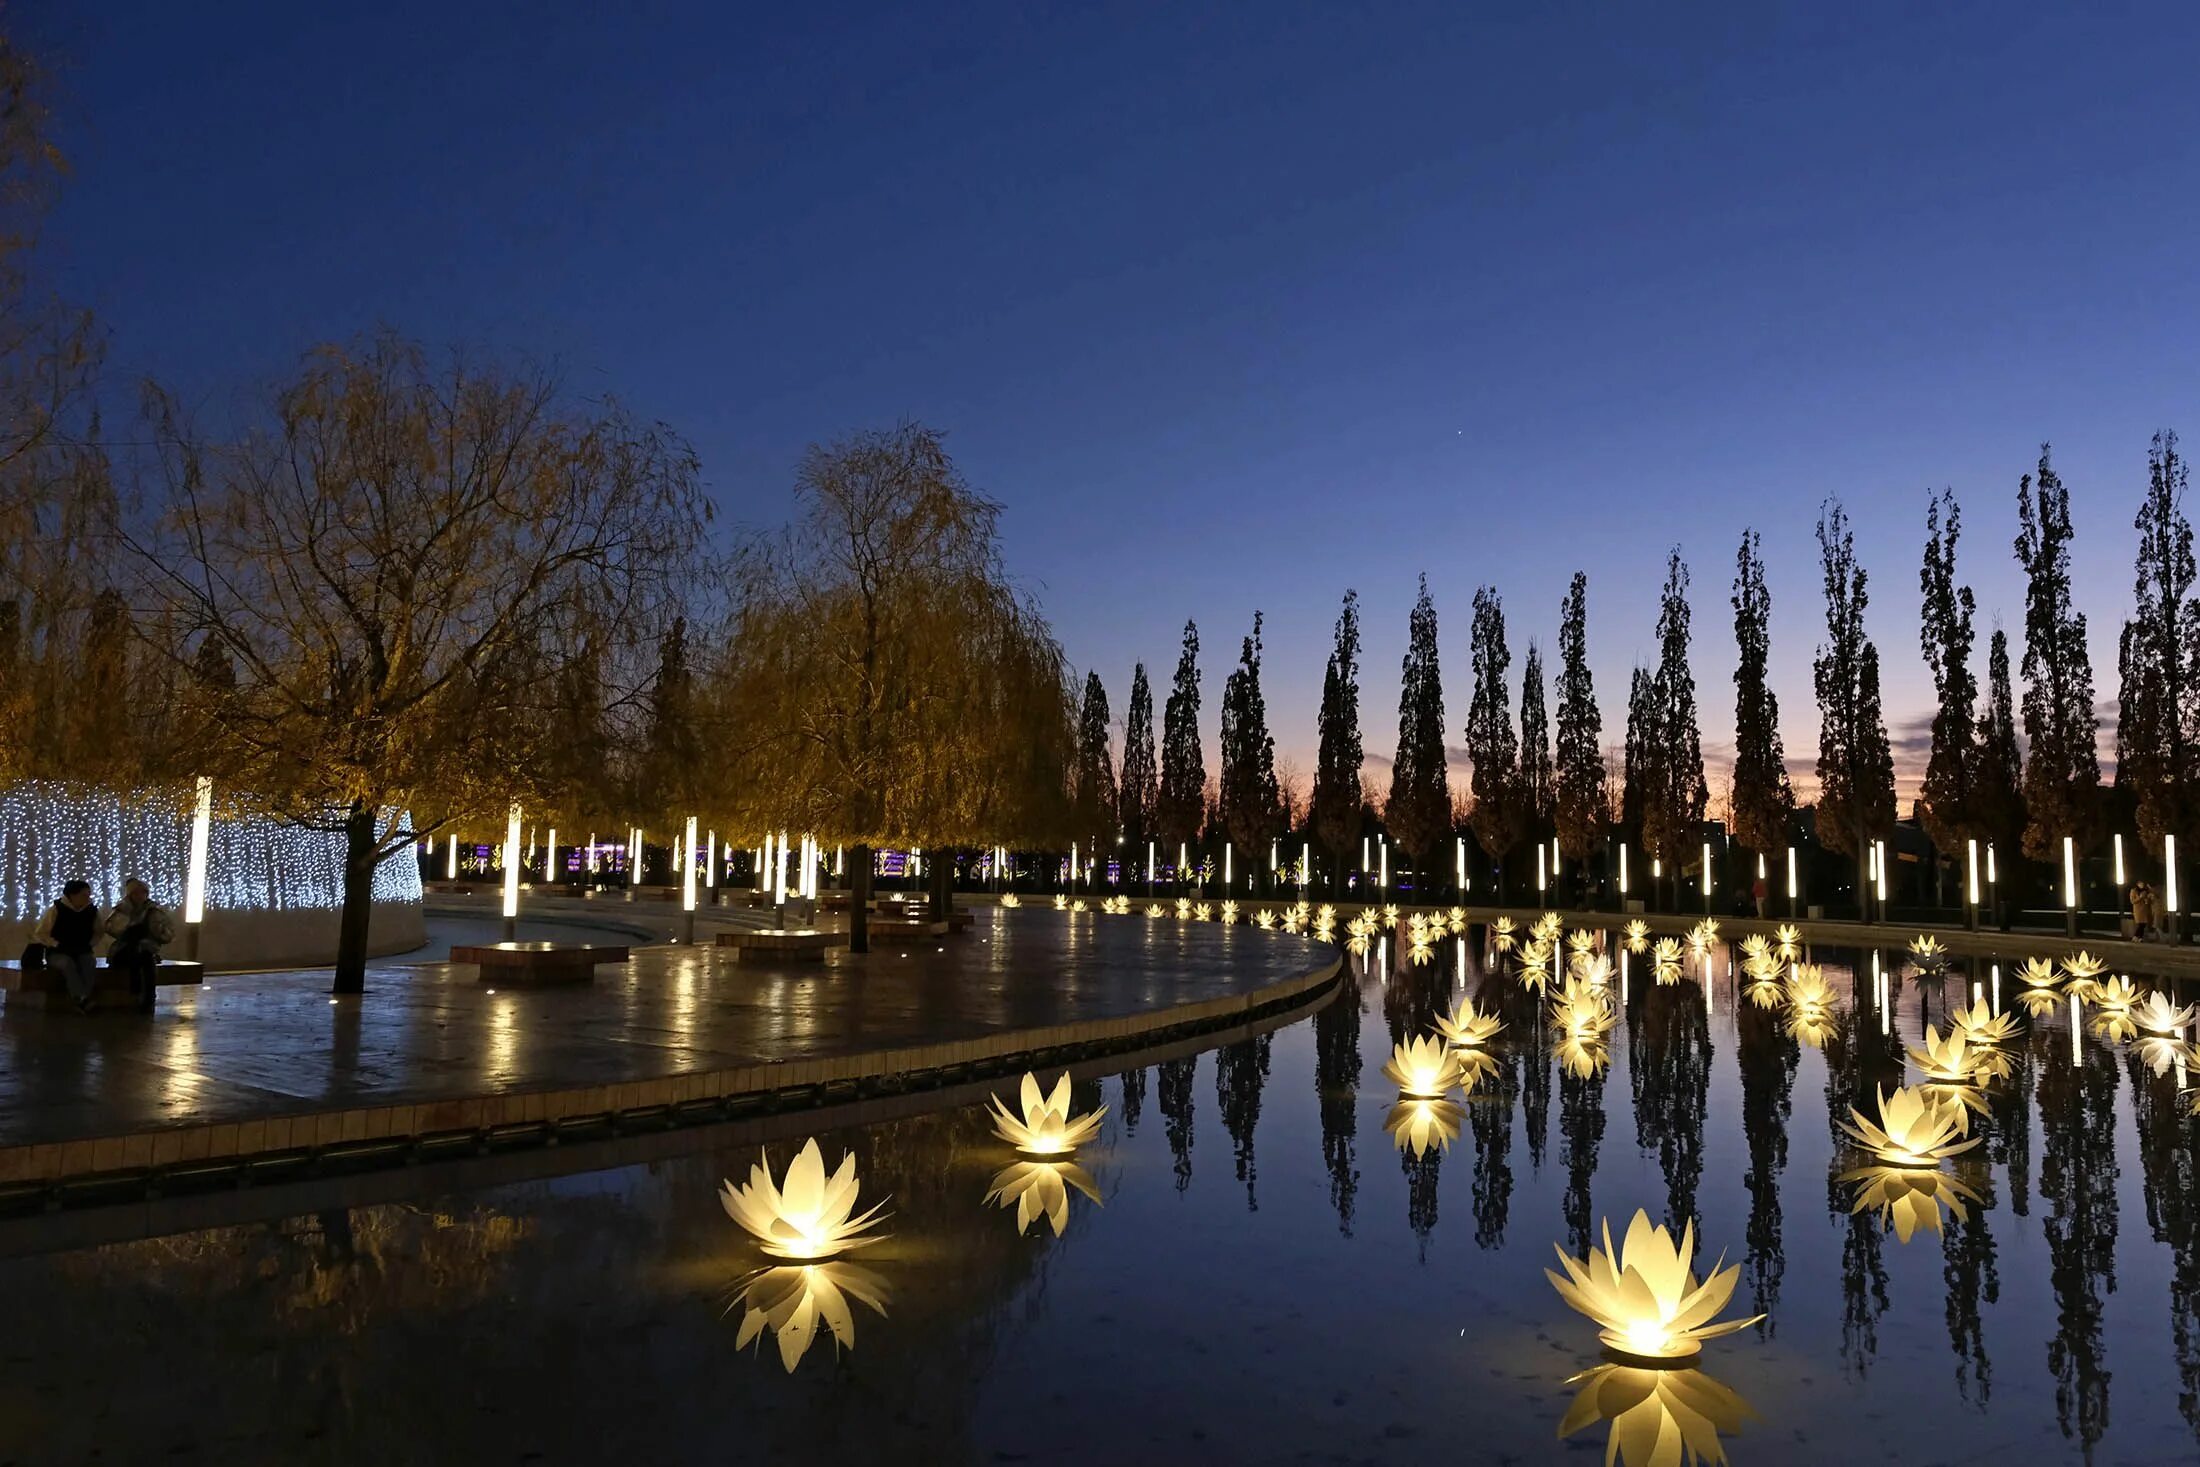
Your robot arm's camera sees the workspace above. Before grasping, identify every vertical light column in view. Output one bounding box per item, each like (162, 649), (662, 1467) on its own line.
(1619, 844), (1629, 898)
(1225, 842), (1233, 889)
(2114, 833), (2126, 888)
(706, 830), (717, 901)
(1148, 840), (1157, 893)
(630, 826), (644, 897)
(2168, 834), (2181, 939)
(2062, 834), (2079, 937)
(1179, 843), (1188, 890)
(681, 815), (698, 941)
(1456, 837), (1466, 894)
(182, 775), (213, 960)
(1874, 839), (1887, 909)
(1300, 841), (1310, 891)
(1379, 840), (1389, 891)
(1361, 836), (1370, 880)
(1966, 838), (1980, 931)
(586, 831), (597, 876)
(1071, 841), (1080, 892)
(778, 829), (791, 904)
(545, 827), (557, 887)
(1701, 839), (1713, 916)
(1536, 843), (1547, 896)
(1990, 962), (2001, 1014)
(502, 803), (522, 940)
(835, 844), (845, 879)
(447, 834), (460, 881)
(1785, 845), (1798, 916)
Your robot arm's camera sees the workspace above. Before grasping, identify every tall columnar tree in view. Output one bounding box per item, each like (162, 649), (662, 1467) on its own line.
(1156, 620), (1206, 848)
(635, 615), (701, 831)
(1388, 575), (1451, 865)
(1728, 531), (1793, 855)
(1972, 627), (2028, 890)
(1812, 500), (1896, 907)
(1553, 573), (1606, 865)
(1218, 612), (1282, 857)
(1310, 589), (1364, 880)
(1641, 550), (1707, 885)
(1918, 488), (1979, 856)
(1073, 671), (1118, 841)
(1519, 642), (1554, 834)
(2014, 445), (2101, 861)
(1120, 661), (1158, 857)
(2119, 431), (2198, 850)
(1464, 586), (1526, 892)
(1621, 665), (1654, 845)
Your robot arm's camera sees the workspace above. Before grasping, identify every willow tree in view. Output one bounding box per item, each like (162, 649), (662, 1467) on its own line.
(1217, 613), (1281, 860)
(1119, 662), (1158, 862)
(1310, 589), (1364, 886)
(1642, 550), (1707, 900)
(1813, 500), (1895, 914)
(1553, 574), (1605, 873)
(1156, 621), (1205, 851)
(1728, 531), (1792, 858)
(1464, 586), (1526, 898)
(2118, 431), (2198, 854)
(2014, 445), (2100, 865)
(132, 335), (710, 991)
(1072, 671), (1118, 845)
(1918, 489), (1978, 872)
(721, 422), (1072, 952)
(1387, 575), (1450, 870)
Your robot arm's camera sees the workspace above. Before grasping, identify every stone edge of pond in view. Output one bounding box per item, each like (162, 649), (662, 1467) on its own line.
(0, 939), (1343, 1210)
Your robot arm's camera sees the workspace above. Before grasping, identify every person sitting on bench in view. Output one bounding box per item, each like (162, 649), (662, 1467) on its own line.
(103, 878), (176, 1013)
(29, 881), (101, 1013)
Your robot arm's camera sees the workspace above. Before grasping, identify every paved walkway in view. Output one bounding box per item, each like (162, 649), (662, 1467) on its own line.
(0, 902), (1335, 1187)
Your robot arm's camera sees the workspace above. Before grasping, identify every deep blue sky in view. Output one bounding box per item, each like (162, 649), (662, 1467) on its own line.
(26, 2), (2200, 803)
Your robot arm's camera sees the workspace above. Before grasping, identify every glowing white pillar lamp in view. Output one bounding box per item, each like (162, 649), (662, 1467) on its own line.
(1701, 840), (1713, 902)
(182, 775), (213, 959)
(2114, 833), (2126, 888)
(630, 826), (644, 893)
(834, 844), (844, 878)
(1619, 844), (1629, 897)
(1755, 852), (1766, 881)
(1300, 841), (1310, 890)
(2062, 834), (2078, 912)
(706, 831), (717, 890)
(1991, 962), (2001, 1013)
(1179, 843), (1188, 887)
(1147, 840), (1157, 891)
(502, 803), (522, 940)
(1966, 838), (1980, 907)
(1986, 842), (1997, 886)
(778, 829), (792, 903)
(1456, 837), (1467, 892)
(586, 832), (597, 874)
(1785, 845), (1797, 902)
(1071, 840), (1080, 891)
(1361, 836), (1370, 877)
(680, 815), (699, 940)
(447, 833), (460, 881)
(1536, 843), (1547, 894)
(1874, 839), (1887, 906)
(2167, 834), (2180, 915)
(1653, 857), (1663, 879)
(1379, 840), (1389, 890)
(1270, 838), (1278, 873)
(545, 827), (556, 886)
(1225, 842), (1233, 889)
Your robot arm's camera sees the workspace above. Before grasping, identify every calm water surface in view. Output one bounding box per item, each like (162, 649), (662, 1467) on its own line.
(4, 929), (2197, 1465)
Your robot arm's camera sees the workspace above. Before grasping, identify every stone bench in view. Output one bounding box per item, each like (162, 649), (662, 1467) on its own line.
(450, 942), (629, 986)
(714, 928), (841, 963)
(0, 957), (205, 1012)
(866, 916), (950, 938)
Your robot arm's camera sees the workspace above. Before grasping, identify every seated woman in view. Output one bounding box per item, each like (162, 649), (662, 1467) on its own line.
(103, 878), (176, 1013)
(29, 881), (101, 1013)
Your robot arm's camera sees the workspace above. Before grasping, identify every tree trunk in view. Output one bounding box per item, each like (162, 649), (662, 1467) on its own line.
(331, 803), (378, 994)
(850, 844), (872, 954)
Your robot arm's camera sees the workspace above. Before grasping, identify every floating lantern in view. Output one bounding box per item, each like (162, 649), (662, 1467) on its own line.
(1841, 1085), (1979, 1168)
(985, 1158), (1102, 1236)
(728, 1261), (889, 1372)
(1489, 917), (1518, 953)
(1842, 1165), (1979, 1244)
(1384, 1035), (1465, 1098)
(2133, 990), (2196, 1037)
(1545, 1211), (1762, 1366)
(988, 1071), (1106, 1156)
(1622, 919), (1651, 954)
(1385, 1096), (1466, 1158)
(720, 1140), (890, 1261)
(1434, 997), (1505, 1048)
(1557, 1362), (1754, 1466)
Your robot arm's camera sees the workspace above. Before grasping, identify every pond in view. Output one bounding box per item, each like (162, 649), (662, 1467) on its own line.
(2, 923), (2195, 1465)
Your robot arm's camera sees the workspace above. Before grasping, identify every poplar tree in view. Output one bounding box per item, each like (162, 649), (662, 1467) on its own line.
(1812, 500), (1895, 907)
(1310, 589), (1364, 882)
(1218, 612), (1282, 855)
(2119, 431), (2198, 849)
(1918, 488), (1978, 856)
(1972, 627), (2027, 916)
(2014, 445), (2100, 860)
(1621, 665), (1654, 845)
(1464, 586), (1526, 893)
(1519, 642), (1554, 833)
(1156, 620), (1205, 847)
(1073, 670), (1118, 841)
(1728, 530), (1793, 854)
(1387, 575), (1450, 865)
(1641, 550), (1706, 888)
(1120, 662), (1157, 857)
(1553, 573), (1606, 864)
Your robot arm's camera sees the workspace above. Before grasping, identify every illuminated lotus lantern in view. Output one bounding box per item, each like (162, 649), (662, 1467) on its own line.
(1279, 906), (1303, 932)
(1567, 928), (1598, 962)
(1784, 963), (1835, 1011)
(1622, 919), (1651, 955)
(1219, 899), (1238, 924)
(1309, 911), (1331, 941)
(1907, 1024), (2008, 1086)
(1146, 902), (1167, 919)
(1545, 1211), (1763, 1366)
(1407, 911), (1430, 937)
(1517, 939), (1555, 995)
(1192, 901), (1212, 921)
(1841, 1165), (1980, 1244)
(986, 1158), (1102, 1236)
(1452, 1044), (1501, 1092)
(1949, 997), (2017, 1047)
(1069, 898), (1088, 913)
(989, 1071), (1107, 1156)
(1053, 893), (1069, 911)
(1572, 952), (1615, 989)
(1435, 997), (1505, 1048)
(720, 1139), (891, 1261)
(1533, 911), (1563, 944)
(1385, 1034), (1466, 1098)
(1554, 977), (1615, 1033)
(1254, 908), (1276, 930)
(2134, 989), (2196, 1037)
(1557, 1362), (1754, 1467)
(2090, 974), (2140, 1011)
(1175, 897), (1191, 919)
(1308, 902), (1328, 925)
(1773, 924), (1801, 961)
(1489, 917), (1518, 954)
(1684, 920), (1718, 957)
(1384, 903), (1401, 926)
(2133, 1034), (2196, 1078)
(1385, 1096), (1466, 1158)
(1447, 906), (1468, 933)
(1406, 935), (1436, 966)
(2061, 950), (2107, 998)
(999, 892), (1021, 908)
(1651, 938), (1683, 986)
(2090, 1007), (2139, 1045)
(1737, 933), (1775, 976)
(1555, 1033), (1613, 1080)
(1744, 974), (1784, 1011)
(1907, 933), (1949, 974)
(729, 1261), (889, 1372)
(1841, 1085), (1979, 1168)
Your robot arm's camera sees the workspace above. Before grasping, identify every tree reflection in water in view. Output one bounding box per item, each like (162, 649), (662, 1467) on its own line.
(1824, 998), (1905, 1377)
(1629, 983), (1710, 1233)
(1158, 1054), (1197, 1193)
(1734, 993), (1796, 1329)
(1117, 1063), (1145, 1133)
(2039, 1033), (2120, 1452)
(2127, 1045), (2200, 1437)
(1313, 972), (1366, 1236)
(1941, 1160), (2000, 1407)
(1214, 1034), (1271, 1211)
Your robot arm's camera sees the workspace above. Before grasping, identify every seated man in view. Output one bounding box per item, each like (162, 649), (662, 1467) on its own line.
(103, 878), (176, 1013)
(30, 881), (101, 1013)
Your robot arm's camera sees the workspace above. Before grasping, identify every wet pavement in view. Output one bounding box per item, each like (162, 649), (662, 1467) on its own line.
(0, 905), (1331, 1150)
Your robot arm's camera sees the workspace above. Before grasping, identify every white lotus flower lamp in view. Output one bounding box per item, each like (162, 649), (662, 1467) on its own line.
(2134, 990), (2196, 1037)
(1622, 919), (1651, 954)
(720, 1139), (891, 1261)
(1840, 1085), (1979, 1168)
(1384, 1035), (1465, 1098)
(1546, 1211), (1762, 1366)
(1773, 924), (1801, 961)
(1949, 997), (2016, 1047)
(1435, 997), (1505, 1048)
(989, 1071), (1107, 1156)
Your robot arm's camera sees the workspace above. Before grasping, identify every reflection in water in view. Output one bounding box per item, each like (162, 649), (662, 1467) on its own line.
(1117, 1064), (1145, 1132)
(1734, 996), (1795, 1328)
(728, 1261), (890, 1372)
(1556, 1362), (1754, 1467)
(1314, 980), (1364, 1235)
(2129, 1046), (2200, 1439)
(1631, 986), (1710, 1231)
(1841, 1164), (1980, 1242)
(1216, 1034), (1270, 1210)
(1159, 1054), (1196, 1192)
(2040, 1038), (2120, 1452)
(1559, 1063), (1609, 1261)
(1384, 1096), (1464, 1159)
(1941, 1162), (2001, 1406)
(985, 1159), (1102, 1236)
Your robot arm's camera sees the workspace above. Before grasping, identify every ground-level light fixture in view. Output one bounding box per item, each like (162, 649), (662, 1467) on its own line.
(502, 803), (522, 939)
(183, 774), (213, 958)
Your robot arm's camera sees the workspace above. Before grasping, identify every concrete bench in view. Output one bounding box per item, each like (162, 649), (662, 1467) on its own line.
(866, 916), (950, 938)
(451, 942), (629, 986)
(0, 957), (205, 1012)
(714, 928), (841, 963)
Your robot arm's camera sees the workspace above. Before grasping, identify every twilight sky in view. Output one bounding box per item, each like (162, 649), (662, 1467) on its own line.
(27, 3), (2200, 806)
